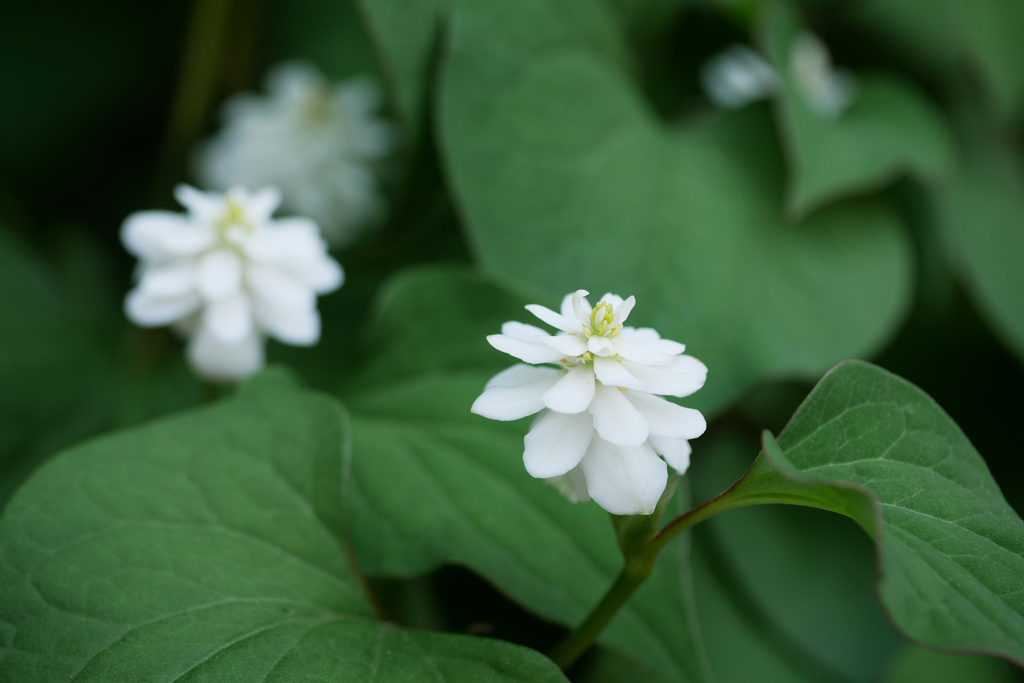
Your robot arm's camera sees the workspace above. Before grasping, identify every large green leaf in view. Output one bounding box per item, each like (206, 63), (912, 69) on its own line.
(719, 361), (1024, 665)
(852, 0), (1024, 117)
(759, 3), (954, 216)
(0, 371), (568, 682)
(438, 0), (912, 415)
(932, 104), (1024, 366)
(691, 432), (902, 683)
(342, 266), (713, 683)
(0, 226), (114, 505)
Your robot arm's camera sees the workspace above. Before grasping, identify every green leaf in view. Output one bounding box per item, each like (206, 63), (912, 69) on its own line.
(882, 645), (1019, 683)
(759, 3), (954, 216)
(354, 0), (448, 133)
(343, 266), (713, 683)
(438, 0), (912, 414)
(0, 226), (115, 505)
(932, 104), (1024, 366)
(852, 0), (1024, 117)
(725, 361), (1024, 665)
(0, 371), (568, 682)
(265, 0), (381, 81)
(690, 432), (902, 682)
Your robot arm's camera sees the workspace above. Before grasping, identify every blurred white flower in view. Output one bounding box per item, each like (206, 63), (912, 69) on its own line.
(122, 184), (343, 381)
(196, 62), (394, 247)
(702, 44), (779, 109)
(472, 290), (707, 515)
(789, 32), (857, 118)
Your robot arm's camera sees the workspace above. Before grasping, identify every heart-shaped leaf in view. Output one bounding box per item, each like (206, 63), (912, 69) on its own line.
(438, 0), (912, 414)
(342, 266), (713, 683)
(0, 371), (567, 682)
(932, 103), (1024, 366)
(715, 361), (1024, 665)
(759, 3), (955, 216)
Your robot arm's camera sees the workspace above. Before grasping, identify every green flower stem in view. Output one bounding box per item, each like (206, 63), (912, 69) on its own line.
(550, 455), (842, 671)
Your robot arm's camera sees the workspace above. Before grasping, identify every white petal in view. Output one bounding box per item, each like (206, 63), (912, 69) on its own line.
(597, 293), (624, 308)
(593, 356), (646, 390)
(121, 211), (214, 261)
(484, 363), (561, 389)
(196, 249), (243, 301)
(650, 435), (692, 473)
(125, 288), (201, 327)
(588, 335), (615, 357)
(247, 186), (282, 222)
(174, 184), (224, 223)
(588, 384), (649, 446)
(620, 327), (661, 342)
(487, 334), (564, 364)
(526, 304), (583, 334)
(299, 257), (344, 294)
(248, 265), (316, 310)
(523, 410), (594, 478)
(622, 356), (707, 397)
(571, 289), (592, 326)
(624, 391), (706, 440)
(546, 466), (591, 503)
(202, 293), (253, 344)
(542, 364), (596, 414)
(501, 321), (551, 342)
(187, 327), (265, 382)
(610, 295), (634, 327)
(580, 437), (667, 515)
(622, 333), (686, 355)
(612, 336), (673, 365)
(541, 334), (589, 357)
(137, 262), (195, 298)
(560, 292), (577, 320)
(472, 366), (561, 421)
(253, 301), (320, 345)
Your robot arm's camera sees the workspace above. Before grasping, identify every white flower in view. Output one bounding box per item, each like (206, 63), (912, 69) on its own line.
(121, 184), (343, 381)
(789, 33), (857, 117)
(472, 291), (707, 515)
(196, 62), (394, 247)
(702, 44), (779, 109)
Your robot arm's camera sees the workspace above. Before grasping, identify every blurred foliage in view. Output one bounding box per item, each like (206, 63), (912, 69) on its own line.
(1, 0), (1023, 680)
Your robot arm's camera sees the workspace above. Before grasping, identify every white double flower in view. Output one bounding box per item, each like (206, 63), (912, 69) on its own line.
(197, 62), (394, 247)
(473, 291), (707, 515)
(122, 185), (342, 381)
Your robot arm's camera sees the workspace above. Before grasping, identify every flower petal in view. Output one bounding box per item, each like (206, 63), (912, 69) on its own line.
(588, 335), (615, 357)
(593, 356), (646, 390)
(588, 384), (649, 446)
(472, 365), (560, 421)
(610, 295), (634, 327)
(196, 249), (243, 301)
(246, 186), (283, 222)
(174, 184), (224, 223)
(546, 466), (591, 503)
(622, 356), (707, 397)
(611, 336), (674, 365)
(523, 410), (594, 478)
(137, 262), (196, 298)
(571, 289), (592, 326)
(580, 437), (667, 515)
(624, 391), (706, 440)
(247, 265), (316, 310)
(542, 364), (596, 414)
(487, 334), (564, 364)
(202, 293), (253, 344)
(526, 304), (583, 334)
(125, 288), (201, 327)
(187, 327), (265, 382)
(484, 363), (561, 389)
(650, 435), (692, 473)
(502, 321), (551, 341)
(121, 211), (214, 261)
(253, 300), (320, 345)
(541, 334), (589, 357)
